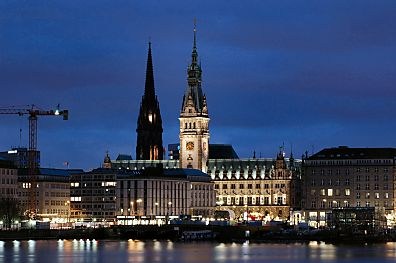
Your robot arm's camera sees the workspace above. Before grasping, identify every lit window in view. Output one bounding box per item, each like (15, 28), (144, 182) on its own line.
(327, 189), (333, 196)
(71, 196), (81, 202)
(345, 189), (350, 196)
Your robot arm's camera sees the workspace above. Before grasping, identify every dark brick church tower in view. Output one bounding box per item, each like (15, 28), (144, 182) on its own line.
(136, 42), (163, 160)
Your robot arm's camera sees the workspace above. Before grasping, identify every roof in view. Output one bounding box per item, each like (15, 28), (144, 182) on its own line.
(19, 168), (84, 177)
(165, 168), (211, 182)
(209, 144), (239, 159)
(308, 146), (396, 160)
(0, 158), (17, 169)
(116, 154), (133, 161)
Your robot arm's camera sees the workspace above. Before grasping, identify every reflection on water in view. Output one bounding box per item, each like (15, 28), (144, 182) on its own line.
(0, 240), (396, 263)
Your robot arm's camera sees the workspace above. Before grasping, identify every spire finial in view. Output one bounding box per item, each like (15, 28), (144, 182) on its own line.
(144, 40), (155, 99)
(193, 18), (197, 49)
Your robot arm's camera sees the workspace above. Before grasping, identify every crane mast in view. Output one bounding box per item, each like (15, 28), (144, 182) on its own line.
(0, 105), (68, 218)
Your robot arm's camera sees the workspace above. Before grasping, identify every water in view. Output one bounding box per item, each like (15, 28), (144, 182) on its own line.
(1, 240), (396, 263)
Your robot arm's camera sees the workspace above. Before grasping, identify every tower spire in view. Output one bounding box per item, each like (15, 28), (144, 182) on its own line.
(193, 18), (197, 50)
(144, 41), (155, 99)
(136, 42), (163, 160)
(179, 21), (210, 172)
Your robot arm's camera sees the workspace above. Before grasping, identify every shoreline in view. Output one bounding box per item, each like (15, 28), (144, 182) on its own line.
(0, 225), (393, 245)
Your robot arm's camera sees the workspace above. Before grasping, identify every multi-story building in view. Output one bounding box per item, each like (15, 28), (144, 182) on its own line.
(210, 150), (300, 221)
(116, 167), (191, 220)
(302, 146), (396, 228)
(0, 147), (40, 168)
(69, 168), (117, 222)
(71, 157), (215, 223)
(0, 158), (19, 228)
(0, 158), (18, 199)
(18, 168), (82, 221)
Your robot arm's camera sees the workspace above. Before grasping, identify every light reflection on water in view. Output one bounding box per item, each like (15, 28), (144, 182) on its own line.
(0, 240), (396, 263)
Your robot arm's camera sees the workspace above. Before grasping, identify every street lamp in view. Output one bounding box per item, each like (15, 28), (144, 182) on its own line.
(167, 201), (172, 224)
(136, 199), (143, 216)
(154, 202), (159, 216)
(64, 200), (70, 225)
(130, 201), (134, 216)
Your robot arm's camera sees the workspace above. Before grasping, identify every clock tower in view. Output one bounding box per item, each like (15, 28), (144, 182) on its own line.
(179, 24), (210, 172)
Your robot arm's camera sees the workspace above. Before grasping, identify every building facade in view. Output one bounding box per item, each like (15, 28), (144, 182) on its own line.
(179, 25), (210, 172)
(302, 147), (396, 228)
(71, 160), (215, 223)
(209, 151), (300, 221)
(18, 168), (82, 221)
(0, 159), (18, 200)
(136, 42), (164, 160)
(0, 147), (40, 168)
(69, 168), (117, 222)
(116, 167), (191, 220)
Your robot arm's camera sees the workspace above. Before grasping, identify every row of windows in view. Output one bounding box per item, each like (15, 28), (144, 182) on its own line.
(192, 184), (213, 191)
(309, 159), (392, 166)
(44, 200), (68, 206)
(45, 192), (68, 197)
(312, 188), (390, 199)
(46, 183), (68, 189)
(46, 209), (68, 215)
(312, 176), (389, 187)
(311, 200), (391, 209)
(71, 211), (114, 216)
(356, 183), (388, 190)
(355, 192), (389, 199)
(184, 122), (197, 129)
(220, 196), (286, 206)
(0, 169), (15, 175)
(0, 188), (17, 195)
(0, 178), (17, 185)
(217, 183), (287, 190)
(312, 167), (389, 175)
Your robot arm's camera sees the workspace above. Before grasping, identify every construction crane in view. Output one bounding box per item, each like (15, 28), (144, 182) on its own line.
(0, 105), (68, 219)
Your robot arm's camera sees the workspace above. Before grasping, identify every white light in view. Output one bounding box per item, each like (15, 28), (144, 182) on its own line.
(7, 150), (17, 154)
(55, 109), (60, 115)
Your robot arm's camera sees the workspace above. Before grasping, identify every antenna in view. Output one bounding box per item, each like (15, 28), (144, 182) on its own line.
(19, 128), (22, 147)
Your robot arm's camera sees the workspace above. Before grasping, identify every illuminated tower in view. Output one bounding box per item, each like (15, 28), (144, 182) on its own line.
(136, 42), (164, 160)
(179, 24), (210, 172)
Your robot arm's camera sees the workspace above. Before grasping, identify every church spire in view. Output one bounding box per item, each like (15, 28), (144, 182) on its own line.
(144, 41), (155, 100)
(136, 42), (163, 160)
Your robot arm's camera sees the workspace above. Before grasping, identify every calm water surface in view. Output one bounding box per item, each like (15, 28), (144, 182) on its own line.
(1, 240), (396, 263)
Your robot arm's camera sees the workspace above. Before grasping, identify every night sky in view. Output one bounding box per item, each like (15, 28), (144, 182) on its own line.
(1, 1), (396, 170)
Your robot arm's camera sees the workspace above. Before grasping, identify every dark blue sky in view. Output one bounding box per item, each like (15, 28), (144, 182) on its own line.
(1, 1), (396, 170)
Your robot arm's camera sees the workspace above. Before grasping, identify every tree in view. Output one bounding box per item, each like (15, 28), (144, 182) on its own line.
(0, 197), (21, 229)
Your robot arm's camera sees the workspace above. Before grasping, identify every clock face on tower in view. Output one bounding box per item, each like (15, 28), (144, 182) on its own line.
(186, 141), (194, 151)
